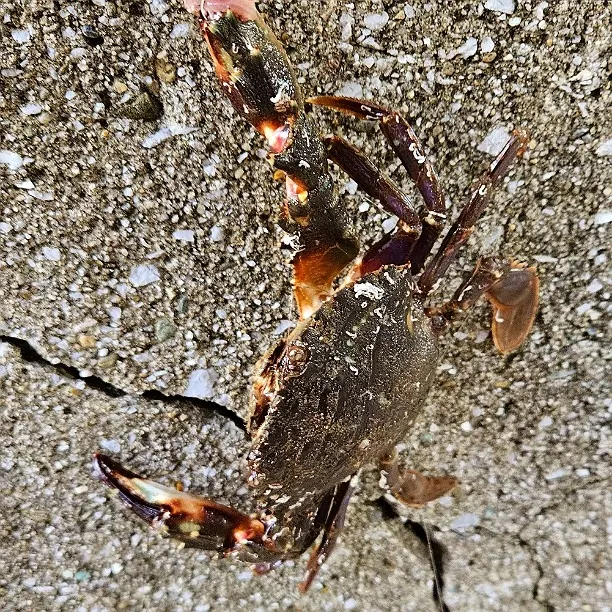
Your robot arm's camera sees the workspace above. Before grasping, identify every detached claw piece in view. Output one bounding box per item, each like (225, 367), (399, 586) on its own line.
(94, 453), (267, 555)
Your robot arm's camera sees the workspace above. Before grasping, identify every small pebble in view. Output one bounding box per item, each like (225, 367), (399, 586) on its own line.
(484, 0), (515, 14)
(129, 264), (160, 287)
(478, 126), (511, 156)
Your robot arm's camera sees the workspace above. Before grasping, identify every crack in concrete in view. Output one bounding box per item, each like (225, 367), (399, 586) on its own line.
(0, 335), (247, 432)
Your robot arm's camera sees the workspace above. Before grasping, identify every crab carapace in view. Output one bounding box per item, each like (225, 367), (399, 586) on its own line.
(95, 0), (539, 592)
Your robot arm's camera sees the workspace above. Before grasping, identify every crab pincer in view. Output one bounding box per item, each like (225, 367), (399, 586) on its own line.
(95, 0), (539, 594)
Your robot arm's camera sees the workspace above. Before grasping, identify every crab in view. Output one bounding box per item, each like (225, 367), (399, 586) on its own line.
(94, 0), (539, 592)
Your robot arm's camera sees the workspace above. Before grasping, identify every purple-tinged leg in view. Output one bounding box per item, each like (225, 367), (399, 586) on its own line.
(379, 451), (456, 507)
(426, 257), (539, 354)
(310, 96), (447, 271)
(299, 476), (356, 592)
(418, 130), (529, 296)
(323, 134), (422, 275)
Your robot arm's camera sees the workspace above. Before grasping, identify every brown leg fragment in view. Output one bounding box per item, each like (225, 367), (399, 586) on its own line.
(379, 452), (457, 508)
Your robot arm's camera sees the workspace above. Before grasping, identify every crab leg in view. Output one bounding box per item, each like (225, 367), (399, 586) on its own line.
(186, 1), (359, 319)
(310, 95), (447, 271)
(323, 135), (422, 276)
(418, 129), (530, 296)
(426, 257), (539, 353)
(379, 451), (457, 507)
(94, 453), (275, 559)
(299, 476), (356, 593)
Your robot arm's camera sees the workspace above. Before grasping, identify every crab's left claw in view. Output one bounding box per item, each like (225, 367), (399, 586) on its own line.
(94, 453), (267, 555)
(485, 264), (539, 354)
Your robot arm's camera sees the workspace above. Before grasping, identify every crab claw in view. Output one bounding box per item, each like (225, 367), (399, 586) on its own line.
(93, 453), (266, 555)
(485, 264), (539, 354)
(195, 1), (300, 154)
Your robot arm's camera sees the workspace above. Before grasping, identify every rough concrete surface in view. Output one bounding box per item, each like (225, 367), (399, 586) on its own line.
(1, 0), (610, 610)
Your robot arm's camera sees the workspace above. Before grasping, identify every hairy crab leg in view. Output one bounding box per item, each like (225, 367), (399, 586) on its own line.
(310, 95), (447, 272)
(379, 451), (457, 507)
(418, 129), (530, 296)
(186, 0), (359, 319)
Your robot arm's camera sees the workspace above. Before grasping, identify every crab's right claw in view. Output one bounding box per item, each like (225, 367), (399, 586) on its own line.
(485, 264), (539, 354)
(94, 453), (266, 554)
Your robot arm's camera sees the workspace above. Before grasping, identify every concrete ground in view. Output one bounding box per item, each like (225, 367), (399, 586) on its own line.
(1, 0), (610, 610)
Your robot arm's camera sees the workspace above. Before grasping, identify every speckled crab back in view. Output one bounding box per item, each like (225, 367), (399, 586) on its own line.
(248, 265), (439, 501)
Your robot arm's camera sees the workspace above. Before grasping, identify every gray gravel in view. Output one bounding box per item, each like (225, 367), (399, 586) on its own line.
(1, 0), (610, 610)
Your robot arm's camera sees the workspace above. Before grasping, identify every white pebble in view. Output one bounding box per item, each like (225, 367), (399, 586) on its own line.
(142, 125), (198, 149)
(481, 36), (495, 53)
(335, 81), (364, 99)
(108, 307), (122, 320)
(42, 246), (61, 261)
(170, 23), (190, 38)
(545, 467), (569, 481)
(15, 179), (34, 189)
(0, 222), (13, 234)
(129, 264), (160, 287)
(595, 138), (612, 156)
(100, 439), (121, 453)
(404, 4), (416, 19)
(575, 468), (590, 478)
(21, 103), (42, 115)
(173, 229), (195, 242)
(586, 279), (603, 293)
(484, 0), (515, 14)
(363, 11), (389, 31)
(456, 37), (478, 59)
(345, 599), (358, 610)
(451, 513), (480, 531)
(460, 421), (473, 432)
(593, 210), (612, 225)
(477, 126), (511, 156)
(184, 368), (218, 399)
(0, 150), (24, 171)
(11, 29), (31, 43)
(538, 416), (553, 429)
(575, 303), (591, 315)
(382, 216), (398, 233)
(209, 225), (224, 242)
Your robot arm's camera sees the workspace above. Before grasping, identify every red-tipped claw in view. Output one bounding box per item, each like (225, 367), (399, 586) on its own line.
(94, 453), (267, 554)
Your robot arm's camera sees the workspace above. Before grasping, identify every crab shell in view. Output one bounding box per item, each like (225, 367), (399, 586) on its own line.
(248, 265), (439, 503)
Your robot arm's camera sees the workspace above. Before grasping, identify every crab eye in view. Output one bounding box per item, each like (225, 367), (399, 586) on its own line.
(284, 342), (310, 375)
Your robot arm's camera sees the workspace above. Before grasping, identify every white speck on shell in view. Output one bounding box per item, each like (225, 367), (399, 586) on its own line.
(353, 282), (385, 300)
(129, 264), (161, 287)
